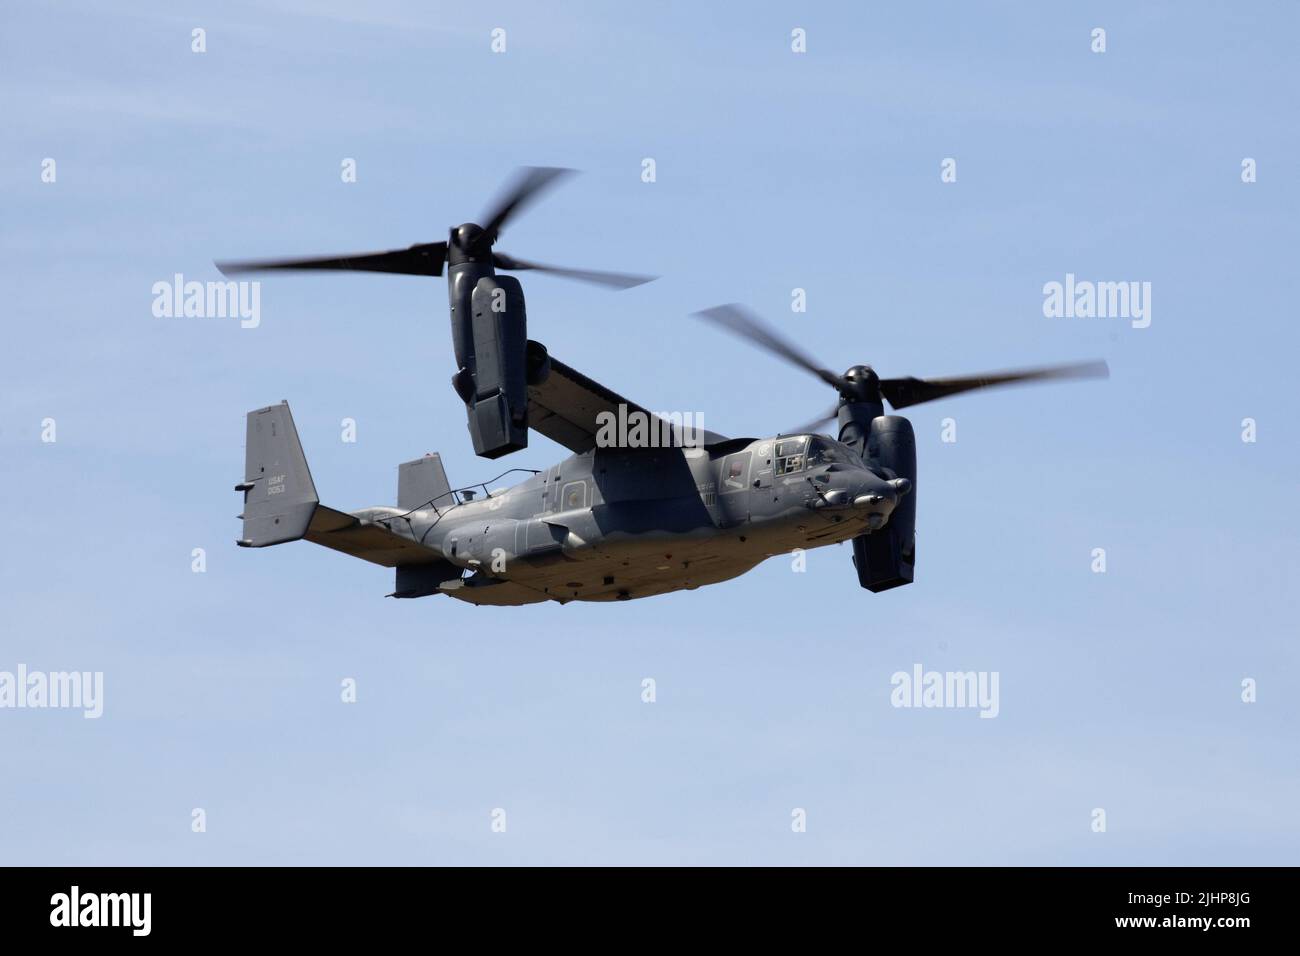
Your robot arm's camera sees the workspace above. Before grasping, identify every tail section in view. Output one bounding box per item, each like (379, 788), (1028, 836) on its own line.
(236, 401), (462, 596)
(237, 402), (319, 547)
(398, 454), (452, 511)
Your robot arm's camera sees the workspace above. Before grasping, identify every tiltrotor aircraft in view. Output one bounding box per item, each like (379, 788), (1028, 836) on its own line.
(219, 168), (1107, 606)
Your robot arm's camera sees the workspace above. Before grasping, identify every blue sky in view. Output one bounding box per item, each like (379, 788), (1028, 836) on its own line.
(2, 0), (1297, 864)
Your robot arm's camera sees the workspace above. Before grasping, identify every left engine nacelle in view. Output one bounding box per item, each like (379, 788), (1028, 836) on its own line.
(465, 275), (529, 459)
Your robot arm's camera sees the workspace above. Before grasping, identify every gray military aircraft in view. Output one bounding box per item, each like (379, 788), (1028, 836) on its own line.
(221, 169), (1107, 605)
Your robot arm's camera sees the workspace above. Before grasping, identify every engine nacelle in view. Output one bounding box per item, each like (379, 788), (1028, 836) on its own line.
(466, 275), (529, 459)
(854, 415), (916, 592)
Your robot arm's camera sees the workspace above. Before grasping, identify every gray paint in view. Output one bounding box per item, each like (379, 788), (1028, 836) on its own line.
(237, 402), (907, 606)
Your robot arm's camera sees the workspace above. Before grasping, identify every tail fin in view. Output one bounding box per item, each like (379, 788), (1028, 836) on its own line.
(236, 402), (459, 593)
(398, 454), (452, 511)
(236, 401), (319, 547)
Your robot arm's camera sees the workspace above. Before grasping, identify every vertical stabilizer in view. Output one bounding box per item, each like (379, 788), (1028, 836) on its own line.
(398, 454), (452, 511)
(237, 402), (319, 547)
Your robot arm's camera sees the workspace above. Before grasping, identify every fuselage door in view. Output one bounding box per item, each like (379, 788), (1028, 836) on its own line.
(748, 441), (777, 518)
(717, 448), (753, 525)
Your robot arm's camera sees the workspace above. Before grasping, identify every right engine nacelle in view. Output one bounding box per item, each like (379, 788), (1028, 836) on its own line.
(853, 415), (917, 592)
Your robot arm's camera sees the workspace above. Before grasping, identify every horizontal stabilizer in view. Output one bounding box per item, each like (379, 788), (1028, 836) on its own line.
(305, 506), (445, 568)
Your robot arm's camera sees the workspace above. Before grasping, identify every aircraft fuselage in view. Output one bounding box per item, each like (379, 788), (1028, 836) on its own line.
(357, 435), (904, 605)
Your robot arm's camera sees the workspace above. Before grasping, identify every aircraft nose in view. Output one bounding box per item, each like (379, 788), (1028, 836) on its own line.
(852, 483), (899, 511)
(852, 491), (893, 511)
(852, 475), (909, 527)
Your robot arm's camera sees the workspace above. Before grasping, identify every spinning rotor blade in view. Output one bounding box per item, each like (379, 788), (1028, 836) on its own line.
(694, 304), (844, 390)
(696, 302), (1110, 426)
(476, 166), (575, 249)
(880, 360), (1110, 409)
(492, 252), (655, 289)
(783, 405), (840, 436)
(216, 242), (448, 278)
(215, 167), (655, 291)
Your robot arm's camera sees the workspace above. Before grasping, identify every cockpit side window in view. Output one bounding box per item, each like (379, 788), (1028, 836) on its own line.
(806, 437), (830, 467)
(774, 436), (807, 476)
(807, 436), (859, 466)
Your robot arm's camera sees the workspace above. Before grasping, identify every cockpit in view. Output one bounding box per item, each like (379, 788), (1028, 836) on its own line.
(774, 435), (863, 475)
(806, 436), (863, 466)
(774, 436), (807, 475)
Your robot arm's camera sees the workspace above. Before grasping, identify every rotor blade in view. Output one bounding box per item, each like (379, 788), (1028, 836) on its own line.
(880, 360), (1110, 410)
(784, 404), (840, 436)
(693, 304), (844, 390)
(478, 166), (575, 246)
(492, 252), (655, 290)
(215, 242), (448, 278)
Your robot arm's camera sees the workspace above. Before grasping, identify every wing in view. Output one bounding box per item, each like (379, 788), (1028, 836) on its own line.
(526, 354), (726, 453)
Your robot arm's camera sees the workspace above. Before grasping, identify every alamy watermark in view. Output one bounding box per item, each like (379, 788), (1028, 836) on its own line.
(152, 273), (260, 328)
(890, 663), (999, 718)
(1042, 273), (1151, 329)
(595, 404), (706, 449)
(0, 665), (103, 718)
(50, 886), (150, 936)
